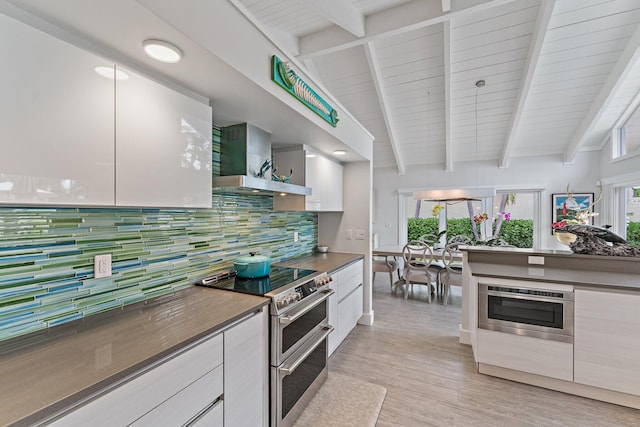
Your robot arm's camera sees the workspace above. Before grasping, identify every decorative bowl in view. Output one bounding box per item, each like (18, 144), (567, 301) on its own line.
(555, 232), (576, 246)
(317, 245), (329, 253)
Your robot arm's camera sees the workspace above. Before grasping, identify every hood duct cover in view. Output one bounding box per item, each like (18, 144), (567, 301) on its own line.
(212, 123), (311, 196)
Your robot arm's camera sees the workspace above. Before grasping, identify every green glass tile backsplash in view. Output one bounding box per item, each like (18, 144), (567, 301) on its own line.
(0, 126), (317, 341)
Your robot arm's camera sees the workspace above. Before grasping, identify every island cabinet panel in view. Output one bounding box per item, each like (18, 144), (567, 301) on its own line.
(223, 308), (268, 427)
(115, 66), (212, 208)
(574, 289), (640, 397)
(477, 329), (573, 381)
(0, 13), (114, 206)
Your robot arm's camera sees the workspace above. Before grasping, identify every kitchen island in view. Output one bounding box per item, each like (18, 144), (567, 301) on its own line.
(462, 246), (640, 409)
(0, 287), (269, 426)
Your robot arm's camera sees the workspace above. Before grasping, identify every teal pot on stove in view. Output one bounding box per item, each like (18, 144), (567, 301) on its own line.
(233, 252), (271, 278)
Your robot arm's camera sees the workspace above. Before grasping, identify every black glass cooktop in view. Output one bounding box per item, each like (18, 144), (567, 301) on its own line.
(203, 266), (317, 296)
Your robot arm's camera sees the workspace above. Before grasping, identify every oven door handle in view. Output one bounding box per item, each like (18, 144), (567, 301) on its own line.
(279, 289), (334, 325)
(278, 326), (334, 376)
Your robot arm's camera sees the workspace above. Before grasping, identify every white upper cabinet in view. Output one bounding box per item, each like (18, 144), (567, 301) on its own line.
(0, 13), (212, 208)
(0, 13), (114, 205)
(115, 66), (212, 208)
(272, 146), (343, 212)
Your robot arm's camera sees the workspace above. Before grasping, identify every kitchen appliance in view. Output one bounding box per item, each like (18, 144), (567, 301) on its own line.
(233, 252), (271, 278)
(478, 282), (574, 343)
(197, 265), (334, 427)
(212, 123), (312, 196)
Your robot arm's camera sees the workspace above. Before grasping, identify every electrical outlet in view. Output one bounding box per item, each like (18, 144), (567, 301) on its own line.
(346, 229), (353, 240)
(294, 231), (299, 242)
(94, 254), (112, 278)
(355, 230), (365, 240)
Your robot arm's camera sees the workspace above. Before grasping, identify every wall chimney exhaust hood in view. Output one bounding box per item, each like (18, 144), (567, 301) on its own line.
(212, 123), (311, 196)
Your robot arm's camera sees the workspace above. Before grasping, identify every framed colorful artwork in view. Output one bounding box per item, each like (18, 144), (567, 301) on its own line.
(551, 192), (594, 232)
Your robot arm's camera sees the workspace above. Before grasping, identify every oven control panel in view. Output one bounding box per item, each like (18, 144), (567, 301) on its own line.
(274, 273), (332, 311)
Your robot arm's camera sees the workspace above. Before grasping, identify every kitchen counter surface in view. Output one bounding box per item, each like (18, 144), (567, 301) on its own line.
(468, 262), (640, 290)
(0, 286), (269, 427)
(275, 251), (364, 273)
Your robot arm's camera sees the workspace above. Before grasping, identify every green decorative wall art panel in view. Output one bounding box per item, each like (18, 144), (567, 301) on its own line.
(271, 55), (339, 127)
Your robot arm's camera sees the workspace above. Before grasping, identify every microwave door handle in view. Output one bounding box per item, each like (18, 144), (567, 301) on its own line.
(484, 290), (569, 304)
(279, 289), (334, 325)
(278, 326), (334, 376)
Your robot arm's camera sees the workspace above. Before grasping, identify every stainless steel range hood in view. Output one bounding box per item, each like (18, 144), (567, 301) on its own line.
(212, 123), (311, 196)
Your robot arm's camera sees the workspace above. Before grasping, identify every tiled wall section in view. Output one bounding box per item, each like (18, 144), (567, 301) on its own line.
(0, 196), (317, 341)
(0, 126), (316, 341)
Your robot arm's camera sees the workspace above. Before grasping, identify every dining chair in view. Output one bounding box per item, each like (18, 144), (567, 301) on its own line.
(438, 241), (465, 305)
(372, 255), (401, 290)
(402, 240), (440, 303)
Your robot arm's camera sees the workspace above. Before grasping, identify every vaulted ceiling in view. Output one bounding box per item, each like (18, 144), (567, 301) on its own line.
(233, 0), (640, 173)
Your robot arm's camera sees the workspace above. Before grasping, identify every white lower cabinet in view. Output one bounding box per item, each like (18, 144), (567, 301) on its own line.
(328, 260), (363, 356)
(223, 307), (268, 427)
(477, 329), (573, 381)
(48, 308), (267, 426)
(574, 289), (640, 397)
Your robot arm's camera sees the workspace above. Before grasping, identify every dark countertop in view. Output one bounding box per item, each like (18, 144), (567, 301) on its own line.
(469, 262), (640, 290)
(0, 287), (269, 427)
(275, 251), (364, 273)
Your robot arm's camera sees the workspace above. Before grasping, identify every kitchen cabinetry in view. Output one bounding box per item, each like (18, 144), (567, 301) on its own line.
(115, 66), (213, 208)
(272, 146), (343, 211)
(48, 308), (267, 427)
(0, 13), (212, 208)
(0, 12), (114, 205)
(223, 307), (268, 427)
(574, 288), (640, 397)
(328, 260), (363, 356)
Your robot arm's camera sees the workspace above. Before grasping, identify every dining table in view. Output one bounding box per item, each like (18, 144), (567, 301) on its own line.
(372, 244), (464, 295)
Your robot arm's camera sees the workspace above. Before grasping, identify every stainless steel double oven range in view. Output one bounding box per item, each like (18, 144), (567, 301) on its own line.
(199, 266), (333, 427)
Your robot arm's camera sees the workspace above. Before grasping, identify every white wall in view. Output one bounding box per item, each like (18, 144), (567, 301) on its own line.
(373, 152), (602, 250)
(319, 161), (373, 325)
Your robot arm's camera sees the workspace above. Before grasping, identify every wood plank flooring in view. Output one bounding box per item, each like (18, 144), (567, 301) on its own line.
(329, 276), (640, 426)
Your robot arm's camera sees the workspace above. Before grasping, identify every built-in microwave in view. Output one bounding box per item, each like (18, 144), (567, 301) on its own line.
(478, 282), (574, 343)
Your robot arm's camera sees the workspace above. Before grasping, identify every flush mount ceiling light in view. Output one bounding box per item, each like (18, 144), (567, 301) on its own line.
(305, 154), (316, 158)
(94, 66), (129, 80)
(143, 39), (182, 63)
(333, 150), (347, 156)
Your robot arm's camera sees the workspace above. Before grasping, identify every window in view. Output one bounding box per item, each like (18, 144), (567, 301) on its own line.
(624, 186), (640, 248)
(615, 104), (640, 159)
(405, 191), (536, 248)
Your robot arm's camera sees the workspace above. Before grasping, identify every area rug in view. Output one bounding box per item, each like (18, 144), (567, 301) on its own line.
(293, 372), (387, 427)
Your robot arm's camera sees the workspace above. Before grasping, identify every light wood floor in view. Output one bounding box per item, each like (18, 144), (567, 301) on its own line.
(329, 276), (640, 426)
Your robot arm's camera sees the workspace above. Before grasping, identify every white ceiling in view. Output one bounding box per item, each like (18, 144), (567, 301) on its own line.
(237, 0), (640, 173)
(4, 0), (640, 173)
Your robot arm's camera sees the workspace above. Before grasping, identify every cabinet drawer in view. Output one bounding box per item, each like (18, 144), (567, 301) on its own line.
(189, 399), (224, 427)
(336, 260), (363, 301)
(337, 284), (363, 345)
(49, 333), (223, 426)
(131, 364), (223, 426)
(477, 329), (573, 381)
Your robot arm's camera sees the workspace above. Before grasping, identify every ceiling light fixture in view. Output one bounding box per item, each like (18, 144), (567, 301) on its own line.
(143, 39), (182, 63)
(413, 79), (495, 202)
(333, 150), (347, 156)
(94, 66), (129, 80)
(305, 154), (316, 158)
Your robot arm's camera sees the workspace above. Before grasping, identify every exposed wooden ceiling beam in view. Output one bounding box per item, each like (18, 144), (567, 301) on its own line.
(564, 22), (640, 164)
(300, 0), (365, 37)
(499, 0), (556, 168)
(364, 41), (405, 175)
(297, 0), (518, 60)
(444, 20), (453, 172)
